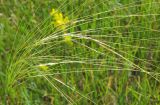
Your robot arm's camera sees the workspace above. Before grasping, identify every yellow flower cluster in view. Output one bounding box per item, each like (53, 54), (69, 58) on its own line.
(50, 8), (69, 30)
(50, 8), (73, 46)
(38, 64), (49, 71)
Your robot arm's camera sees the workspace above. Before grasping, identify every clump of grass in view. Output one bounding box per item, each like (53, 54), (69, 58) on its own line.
(1, 0), (160, 104)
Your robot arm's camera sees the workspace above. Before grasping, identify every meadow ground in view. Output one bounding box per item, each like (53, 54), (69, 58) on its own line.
(0, 0), (160, 105)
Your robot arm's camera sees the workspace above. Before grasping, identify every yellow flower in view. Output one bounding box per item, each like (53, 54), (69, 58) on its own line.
(50, 8), (56, 16)
(50, 9), (69, 30)
(50, 8), (73, 45)
(38, 64), (49, 71)
(64, 35), (73, 46)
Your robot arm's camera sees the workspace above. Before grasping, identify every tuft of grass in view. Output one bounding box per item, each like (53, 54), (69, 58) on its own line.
(0, 0), (160, 104)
